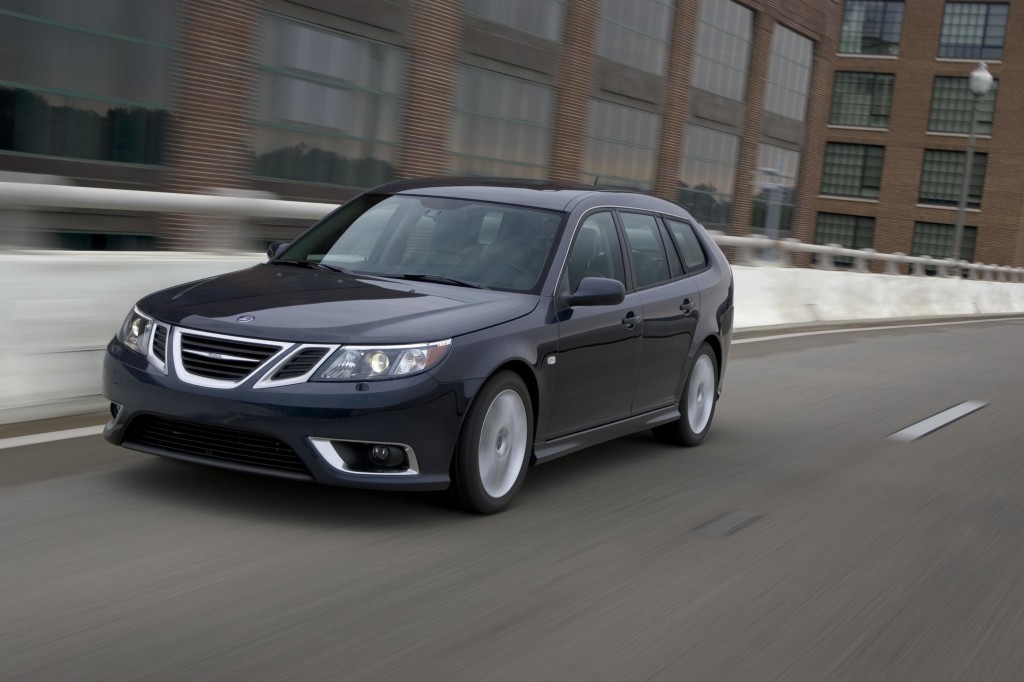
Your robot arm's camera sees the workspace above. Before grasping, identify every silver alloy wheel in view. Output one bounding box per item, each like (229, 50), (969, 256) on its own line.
(477, 388), (529, 498)
(686, 354), (715, 435)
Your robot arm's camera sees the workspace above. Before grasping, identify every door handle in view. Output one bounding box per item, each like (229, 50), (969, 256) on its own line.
(679, 298), (695, 313)
(621, 312), (642, 328)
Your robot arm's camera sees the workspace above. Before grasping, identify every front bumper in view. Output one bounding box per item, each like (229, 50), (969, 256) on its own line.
(102, 340), (467, 490)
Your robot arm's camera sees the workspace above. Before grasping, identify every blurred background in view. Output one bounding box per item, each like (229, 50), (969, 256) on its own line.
(0, 0), (1021, 266)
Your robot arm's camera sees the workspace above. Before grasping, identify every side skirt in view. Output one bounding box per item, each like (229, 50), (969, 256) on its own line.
(532, 405), (680, 465)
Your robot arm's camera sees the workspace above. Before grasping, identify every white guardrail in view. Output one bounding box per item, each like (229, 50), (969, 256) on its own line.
(2, 180), (1023, 280)
(2, 182), (1024, 424)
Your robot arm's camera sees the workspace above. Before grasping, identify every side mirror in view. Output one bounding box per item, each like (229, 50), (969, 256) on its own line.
(566, 277), (626, 307)
(266, 240), (290, 260)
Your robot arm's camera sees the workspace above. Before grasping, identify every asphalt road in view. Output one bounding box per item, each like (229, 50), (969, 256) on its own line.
(3, 319), (1024, 681)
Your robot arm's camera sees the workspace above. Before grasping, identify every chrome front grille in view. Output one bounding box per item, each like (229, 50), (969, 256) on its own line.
(165, 327), (335, 389)
(172, 328), (290, 387)
(179, 333), (281, 380)
(271, 348), (329, 380)
(152, 324), (168, 363)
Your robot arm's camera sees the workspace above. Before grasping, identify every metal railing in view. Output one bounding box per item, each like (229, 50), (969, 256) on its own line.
(711, 233), (1024, 282)
(1, 181), (1023, 283)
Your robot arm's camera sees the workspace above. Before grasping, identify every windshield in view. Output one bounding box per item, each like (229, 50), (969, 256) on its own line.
(277, 195), (564, 292)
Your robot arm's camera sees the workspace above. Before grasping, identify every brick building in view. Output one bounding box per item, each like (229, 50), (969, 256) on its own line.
(813, 0), (1023, 267)
(1, 0), (1020, 266)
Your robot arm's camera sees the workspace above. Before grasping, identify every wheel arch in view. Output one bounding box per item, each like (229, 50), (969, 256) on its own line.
(489, 360), (541, 437)
(701, 333), (722, 373)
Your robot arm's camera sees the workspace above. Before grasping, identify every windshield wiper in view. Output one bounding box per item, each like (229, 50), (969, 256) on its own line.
(386, 273), (489, 289)
(273, 259), (353, 275)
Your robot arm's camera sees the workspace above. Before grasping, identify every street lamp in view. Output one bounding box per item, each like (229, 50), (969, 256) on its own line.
(952, 62), (994, 266)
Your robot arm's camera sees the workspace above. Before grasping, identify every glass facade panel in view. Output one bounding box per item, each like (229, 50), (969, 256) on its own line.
(752, 144), (800, 234)
(451, 66), (554, 179)
(765, 25), (813, 122)
(919, 149), (987, 208)
(821, 143), (885, 199)
(0, 3), (176, 164)
(929, 76), (997, 134)
(582, 100), (659, 190)
(815, 212), (875, 267)
(830, 72), (894, 128)
(839, 1), (904, 56)
(912, 221), (977, 262)
(679, 125), (739, 227)
(464, 0), (566, 41)
(255, 15), (403, 187)
(597, 0), (673, 75)
(692, 0), (753, 101)
(939, 3), (1008, 60)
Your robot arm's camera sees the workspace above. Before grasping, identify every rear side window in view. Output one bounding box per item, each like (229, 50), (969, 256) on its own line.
(665, 218), (709, 272)
(620, 212), (671, 288)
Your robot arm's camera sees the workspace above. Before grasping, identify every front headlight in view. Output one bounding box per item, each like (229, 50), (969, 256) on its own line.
(314, 339), (452, 381)
(116, 307), (154, 355)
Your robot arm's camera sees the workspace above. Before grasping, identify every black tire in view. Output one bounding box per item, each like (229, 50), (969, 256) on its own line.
(449, 372), (534, 514)
(652, 342), (718, 447)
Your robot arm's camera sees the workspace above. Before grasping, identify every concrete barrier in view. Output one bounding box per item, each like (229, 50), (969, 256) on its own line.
(732, 266), (1024, 328)
(0, 252), (262, 424)
(2, 253), (1023, 424)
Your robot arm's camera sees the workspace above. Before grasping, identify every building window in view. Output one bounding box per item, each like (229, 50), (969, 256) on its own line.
(919, 149), (987, 208)
(597, 0), (673, 75)
(929, 76), (997, 134)
(692, 0), (753, 102)
(821, 143), (884, 199)
(815, 213), (875, 267)
(0, 3), (176, 164)
(451, 66), (553, 179)
(830, 72), (894, 128)
(583, 100), (660, 190)
(939, 3), (1008, 60)
(752, 144), (800, 234)
(679, 126), (739, 227)
(464, 0), (566, 42)
(912, 221), (977, 262)
(765, 25), (813, 122)
(839, 1), (904, 56)
(255, 15), (403, 187)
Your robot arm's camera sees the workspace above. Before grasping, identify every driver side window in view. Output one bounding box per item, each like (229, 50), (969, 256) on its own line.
(567, 211), (626, 292)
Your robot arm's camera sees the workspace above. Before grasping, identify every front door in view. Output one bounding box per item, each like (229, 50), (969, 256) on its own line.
(547, 211), (641, 438)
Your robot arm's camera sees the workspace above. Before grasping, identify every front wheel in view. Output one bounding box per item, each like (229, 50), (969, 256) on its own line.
(450, 372), (533, 513)
(652, 342), (718, 447)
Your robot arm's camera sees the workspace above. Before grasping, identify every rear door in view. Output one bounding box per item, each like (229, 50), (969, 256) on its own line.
(618, 211), (700, 414)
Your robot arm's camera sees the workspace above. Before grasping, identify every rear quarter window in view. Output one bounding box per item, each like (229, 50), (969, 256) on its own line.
(665, 218), (709, 272)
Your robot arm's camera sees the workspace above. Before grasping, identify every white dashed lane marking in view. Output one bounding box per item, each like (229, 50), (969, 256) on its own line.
(887, 401), (988, 443)
(0, 425), (105, 451)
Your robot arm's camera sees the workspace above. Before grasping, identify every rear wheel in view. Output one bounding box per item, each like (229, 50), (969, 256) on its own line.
(450, 372), (533, 513)
(652, 342), (718, 447)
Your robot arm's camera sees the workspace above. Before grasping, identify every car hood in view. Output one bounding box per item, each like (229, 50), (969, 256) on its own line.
(140, 264), (540, 344)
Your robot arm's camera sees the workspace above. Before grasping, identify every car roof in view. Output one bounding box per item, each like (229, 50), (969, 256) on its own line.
(367, 177), (679, 213)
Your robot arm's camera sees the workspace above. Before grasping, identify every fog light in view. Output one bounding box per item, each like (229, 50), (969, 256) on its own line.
(368, 444), (391, 467)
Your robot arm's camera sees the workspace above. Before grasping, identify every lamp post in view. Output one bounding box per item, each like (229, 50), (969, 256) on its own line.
(952, 62), (994, 266)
